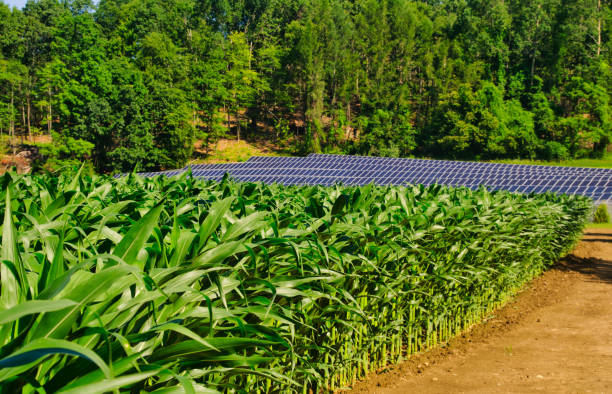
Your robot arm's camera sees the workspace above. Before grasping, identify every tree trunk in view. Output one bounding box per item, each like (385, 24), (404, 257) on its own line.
(10, 85), (15, 156)
(597, 0), (602, 57)
(47, 86), (52, 134)
(530, 7), (542, 84)
(27, 92), (31, 140)
(234, 93), (240, 141)
(330, 67), (337, 109)
(225, 103), (231, 136)
(345, 101), (351, 140)
(21, 103), (26, 145)
(236, 111), (241, 141)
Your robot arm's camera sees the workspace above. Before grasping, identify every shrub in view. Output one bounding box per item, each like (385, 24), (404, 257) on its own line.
(33, 131), (94, 173)
(539, 141), (570, 161)
(593, 203), (611, 223)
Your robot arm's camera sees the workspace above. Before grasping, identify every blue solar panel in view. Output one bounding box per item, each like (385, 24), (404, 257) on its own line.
(121, 154), (612, 204)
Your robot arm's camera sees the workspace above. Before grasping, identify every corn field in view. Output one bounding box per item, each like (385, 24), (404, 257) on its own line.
(0, 169), (590, 393)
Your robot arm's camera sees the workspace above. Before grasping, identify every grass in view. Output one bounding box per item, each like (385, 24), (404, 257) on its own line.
(190, 138), (283, 164)
(489, 153), (612, 169)
(586, 222), (612, 229)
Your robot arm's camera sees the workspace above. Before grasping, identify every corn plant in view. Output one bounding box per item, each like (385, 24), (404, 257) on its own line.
(0, 170), (590, 393)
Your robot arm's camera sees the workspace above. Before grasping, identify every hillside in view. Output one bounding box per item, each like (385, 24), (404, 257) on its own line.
(0, 0), (610, 174)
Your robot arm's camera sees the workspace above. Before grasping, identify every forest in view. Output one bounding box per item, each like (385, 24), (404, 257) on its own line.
(0, 0), (610, 173)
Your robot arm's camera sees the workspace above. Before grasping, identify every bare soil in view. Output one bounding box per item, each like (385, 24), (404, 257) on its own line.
(351, 228), (612, 393)
(0, 135), (52, 174)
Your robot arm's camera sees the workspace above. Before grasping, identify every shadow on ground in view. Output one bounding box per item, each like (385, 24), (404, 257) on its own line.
(557, 253), (612, 284)
(584, 232), (612, 237)
(580, 238), (612, 243)
(554, 229), (612, 283)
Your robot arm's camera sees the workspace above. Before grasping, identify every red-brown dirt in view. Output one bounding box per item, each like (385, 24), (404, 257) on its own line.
(350, 228), (612, 393)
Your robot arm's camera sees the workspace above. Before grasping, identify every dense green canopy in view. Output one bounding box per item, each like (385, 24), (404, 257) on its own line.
(0, 0), (610, 172)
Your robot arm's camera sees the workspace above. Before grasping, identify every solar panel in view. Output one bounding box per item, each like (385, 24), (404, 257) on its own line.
(122, 154), (612, 204)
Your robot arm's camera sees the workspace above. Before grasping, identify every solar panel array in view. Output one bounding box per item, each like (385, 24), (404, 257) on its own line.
(129, 154), (612, 203)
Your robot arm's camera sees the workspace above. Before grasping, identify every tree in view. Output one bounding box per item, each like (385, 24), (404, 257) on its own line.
(433, 82), (538, 159)
(507, 0), (559, 84)
(0, 59), (26, 155)
(189, 22), (229, 149)
(0, 0), (610, 172)
(553, 77), (611, 157)
(223, 32), (260, 141)
(36, 58), (66, 134)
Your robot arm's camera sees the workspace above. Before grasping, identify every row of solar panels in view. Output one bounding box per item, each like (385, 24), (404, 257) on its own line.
(184, 155), (611, 172)
(128, 154), (612, 203)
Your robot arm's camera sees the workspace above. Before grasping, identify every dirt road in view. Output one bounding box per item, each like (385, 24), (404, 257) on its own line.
(352, 228), (612, 393)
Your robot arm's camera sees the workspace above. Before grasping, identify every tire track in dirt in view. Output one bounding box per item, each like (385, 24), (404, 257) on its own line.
(351, 228), (612, 393)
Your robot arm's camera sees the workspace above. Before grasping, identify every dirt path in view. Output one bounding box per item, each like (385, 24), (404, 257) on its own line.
(352, 228), (612, 393)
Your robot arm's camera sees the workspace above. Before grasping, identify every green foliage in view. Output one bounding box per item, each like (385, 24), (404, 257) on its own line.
(0, 170), (590, 392)
(593, 204), (611, 223)
(224, 32), (262, 141)
(434, 82), (539, 159)
(539, 141), (570, 161)
(553, 77), (611, 158)
(0, 0), (610, 167)
(35, 131), (94, 172)
(357, 108), (417, 157)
